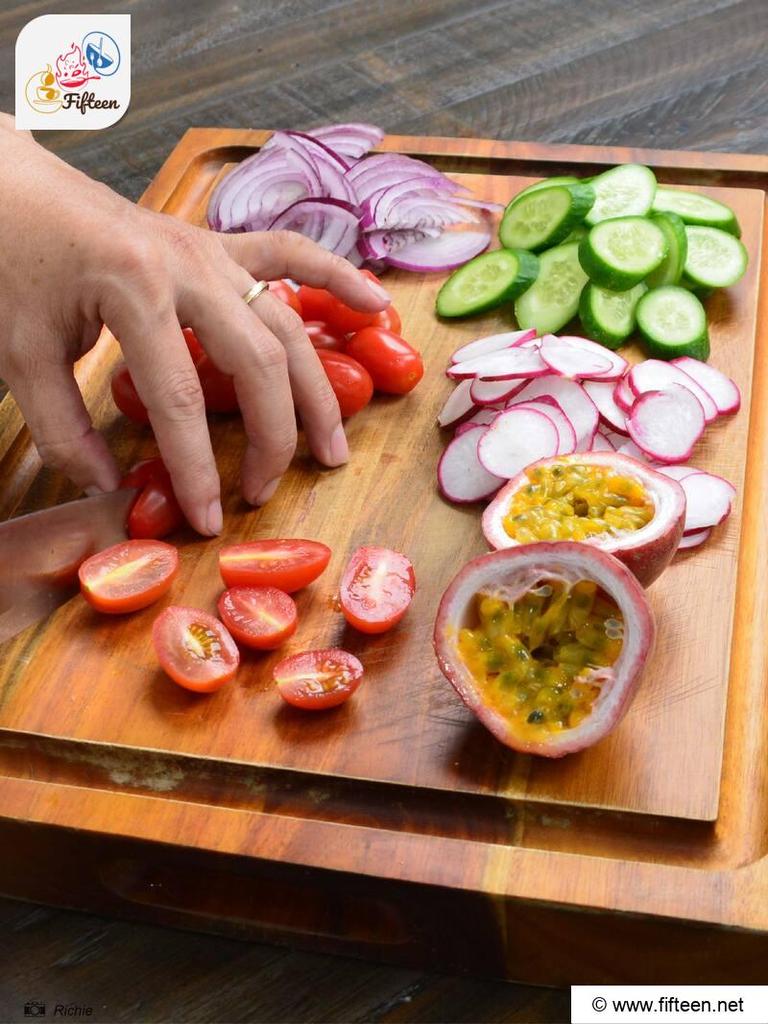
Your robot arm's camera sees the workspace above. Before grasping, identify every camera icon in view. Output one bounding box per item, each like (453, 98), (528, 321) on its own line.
(24, 1001), (46, 1017)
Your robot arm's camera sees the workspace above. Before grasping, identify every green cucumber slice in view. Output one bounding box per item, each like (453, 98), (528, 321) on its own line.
(436, 248), (539, 318)
(578, 216), (667, 291)
(514, 240), (588, 335)
(646, 211), (688, 287)
(585, 164), (657, 226)
(513, 176), (581, 199)
(499, 183), (595, 253)
(636, 285), (710, 361)
(652, 187), (741, 237)
(578, 282), (647, 350)
(683, 226), (748, 289)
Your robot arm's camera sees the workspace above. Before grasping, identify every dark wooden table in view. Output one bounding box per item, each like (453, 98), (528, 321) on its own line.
(0, 1), (765, 1021)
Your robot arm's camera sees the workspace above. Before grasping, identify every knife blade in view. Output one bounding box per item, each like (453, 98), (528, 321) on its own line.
(0, 487), (137, 643)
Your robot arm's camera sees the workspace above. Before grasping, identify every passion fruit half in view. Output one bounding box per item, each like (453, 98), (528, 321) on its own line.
(482, 451), (685, 586)
(433, 542), (655, 757)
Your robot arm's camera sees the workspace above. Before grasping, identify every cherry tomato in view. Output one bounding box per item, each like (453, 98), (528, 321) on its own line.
(369, 305), (402, 335)
(153, 606), (239, 693)
(340, 546), (415, 634)
(79, 540), (178, 614)
(182, 326), (206, 364)
(316, 350), (373, 417)
(121, 458), (185, 541)
(304, 321), (347, 352)
(299, 270), (383, 335)
(346, 327), (424, 395)
(197, 356), (238, 413)
(111, 364), (149, 424)
(274, 649), (364, 710)
(268, 280), (303, 317)
(297, 283), (337, 324)
(217, 586), (298, 651)
(219, 539), (331, 593)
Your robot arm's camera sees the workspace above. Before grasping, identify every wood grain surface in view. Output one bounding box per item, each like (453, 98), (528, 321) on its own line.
(0, 2), (766, 1022)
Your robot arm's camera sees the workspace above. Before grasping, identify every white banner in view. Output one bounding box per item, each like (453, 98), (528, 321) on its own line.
(572, 986), (768, 1024)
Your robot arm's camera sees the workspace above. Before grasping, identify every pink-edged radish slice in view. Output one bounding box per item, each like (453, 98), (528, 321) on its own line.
(511, 398), (577, 455)
(437, 425), (504, 504)
(556, 336), (629, 381)
(582, 379), (629, 434)
(476, 407), (559, 479)
(539, 335), (614, 379)
(628, 360), (718, 423)
(615, 439), (651, 463)
(590, 432), (615, 452)
(627, 385), (706, 464)
(677, 528), (711, 551)
(614, 376), (635, 413)
(655, 465), (702, 482)
(450, 329), (536, 364)
(437, 379), (476, 428)
(671, 357), (741, 415)
(510, 376), (599, 451)
(679, 471), (736, 531)
(470, 377), (527, 406)
(447, 346), (549, 381)
(455, 408), (502, 435)
(602, 429), (625, 450)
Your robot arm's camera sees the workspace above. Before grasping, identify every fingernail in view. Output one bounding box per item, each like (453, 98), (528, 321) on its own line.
(328, 424), (349, 466)
(254, 477), (281, 506)
(206, 500), (223, 536)
(366, 278), (390, 304)
(85, 485), (104, 497)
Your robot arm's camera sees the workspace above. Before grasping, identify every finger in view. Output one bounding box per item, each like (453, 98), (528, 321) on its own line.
(253, 291), (348, 468)
(109, 306), (222, 536)
(219, 230), (390, 311)
(178, 277), (298, 507)
(7, 360), (120, 494)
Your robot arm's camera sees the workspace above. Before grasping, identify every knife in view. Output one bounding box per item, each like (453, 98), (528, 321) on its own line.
(0, 488), (137, 643)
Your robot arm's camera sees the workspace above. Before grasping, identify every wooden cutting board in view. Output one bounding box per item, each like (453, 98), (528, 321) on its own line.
(1, 130), (767, 983)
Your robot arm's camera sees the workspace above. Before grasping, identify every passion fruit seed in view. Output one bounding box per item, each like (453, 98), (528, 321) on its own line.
(503, 462), (654, 543)
(457, 579), (624, 739)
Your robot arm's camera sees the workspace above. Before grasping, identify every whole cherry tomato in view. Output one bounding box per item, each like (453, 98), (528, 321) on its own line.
(268, 280), (303, 317)
(316, 349), (374, 417)
(182, 327), (238, 413)
(111, 363), (149, 424)
(121, 457), (186, 540)
(299, 270), (384, 335)
(369, 305), (402, 335)
(346, 327), (424, 395)
(304, 321), (347, 352)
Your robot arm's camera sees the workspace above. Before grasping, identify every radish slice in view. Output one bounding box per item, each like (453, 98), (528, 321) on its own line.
(447, 347), (549, 381)
(450, 329), (536, 364)
(601, 429), (625, 450)
(591, 432), (615, 451)
(511, 398), (577, 455)
(615, 439), (651, 463)
(582, 380), (629, 434)
(677, 528), (712, 551)
(437, 426), (504, 503)
(614, 376), (636, 414)
(477, 408), (560, 478)
(671, 357), (741, 415)
(540, 335), (614, 379)
(455, 408), (501, 435)
(556, 336), (629, 381)
(470, 377), (527, 406)
(627, 385), (706, 464)
(628, 360), (718, 424)
(437, 380), (476, 428)
(679, 472), (736, 531)
(511, 376), (599, 450)
(656, 465), (702, 482)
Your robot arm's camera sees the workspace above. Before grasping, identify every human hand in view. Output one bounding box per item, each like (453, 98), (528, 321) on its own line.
(0, 124), (389, 534)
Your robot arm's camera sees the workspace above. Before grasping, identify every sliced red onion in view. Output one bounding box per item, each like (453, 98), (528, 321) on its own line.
(307, 122), (384, 158)
(269, 198), (359, 256)
(386, 227), (492, 272)
(358, 226), (441, 261)
(367, 180), (478, 230)
(456, 197), (506, 214)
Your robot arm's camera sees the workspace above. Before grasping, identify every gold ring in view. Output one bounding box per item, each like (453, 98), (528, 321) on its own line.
(242, 280), (269, 306)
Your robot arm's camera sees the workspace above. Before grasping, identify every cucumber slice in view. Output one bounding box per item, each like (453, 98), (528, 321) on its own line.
(585, 164), (657, 226)
(646, 211), (688, 287)
(562, 225), (588, 244)
(514, 240), (589, 335)
(636, 285), (710, 361)
(499, 184), (595, 253)
(436, 248), (539, 318)
(652, 187), (741, 237)
(579, 282), (647, 350)
(579, 216), (667, 291)
(513, 176), (581, 199)
(683, 226), (748, 289)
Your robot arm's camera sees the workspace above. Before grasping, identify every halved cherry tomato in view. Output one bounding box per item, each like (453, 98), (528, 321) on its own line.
(111, 364), (149, 424)
(316, 350), (373, 417)
(346, 327), (424, 395)
(218, 586), (297, 650)
(340, 546), (415, 634)
(274, 649), (364, 710)
(304, 321), (347, 352)
(153, 606), (239, 693)
(219, 539), (331, 593)
(79, 540), (178, 614)
(121, 458), (185, 540)
(268, 280), (303, 317)
(369, 305), (402, 335)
